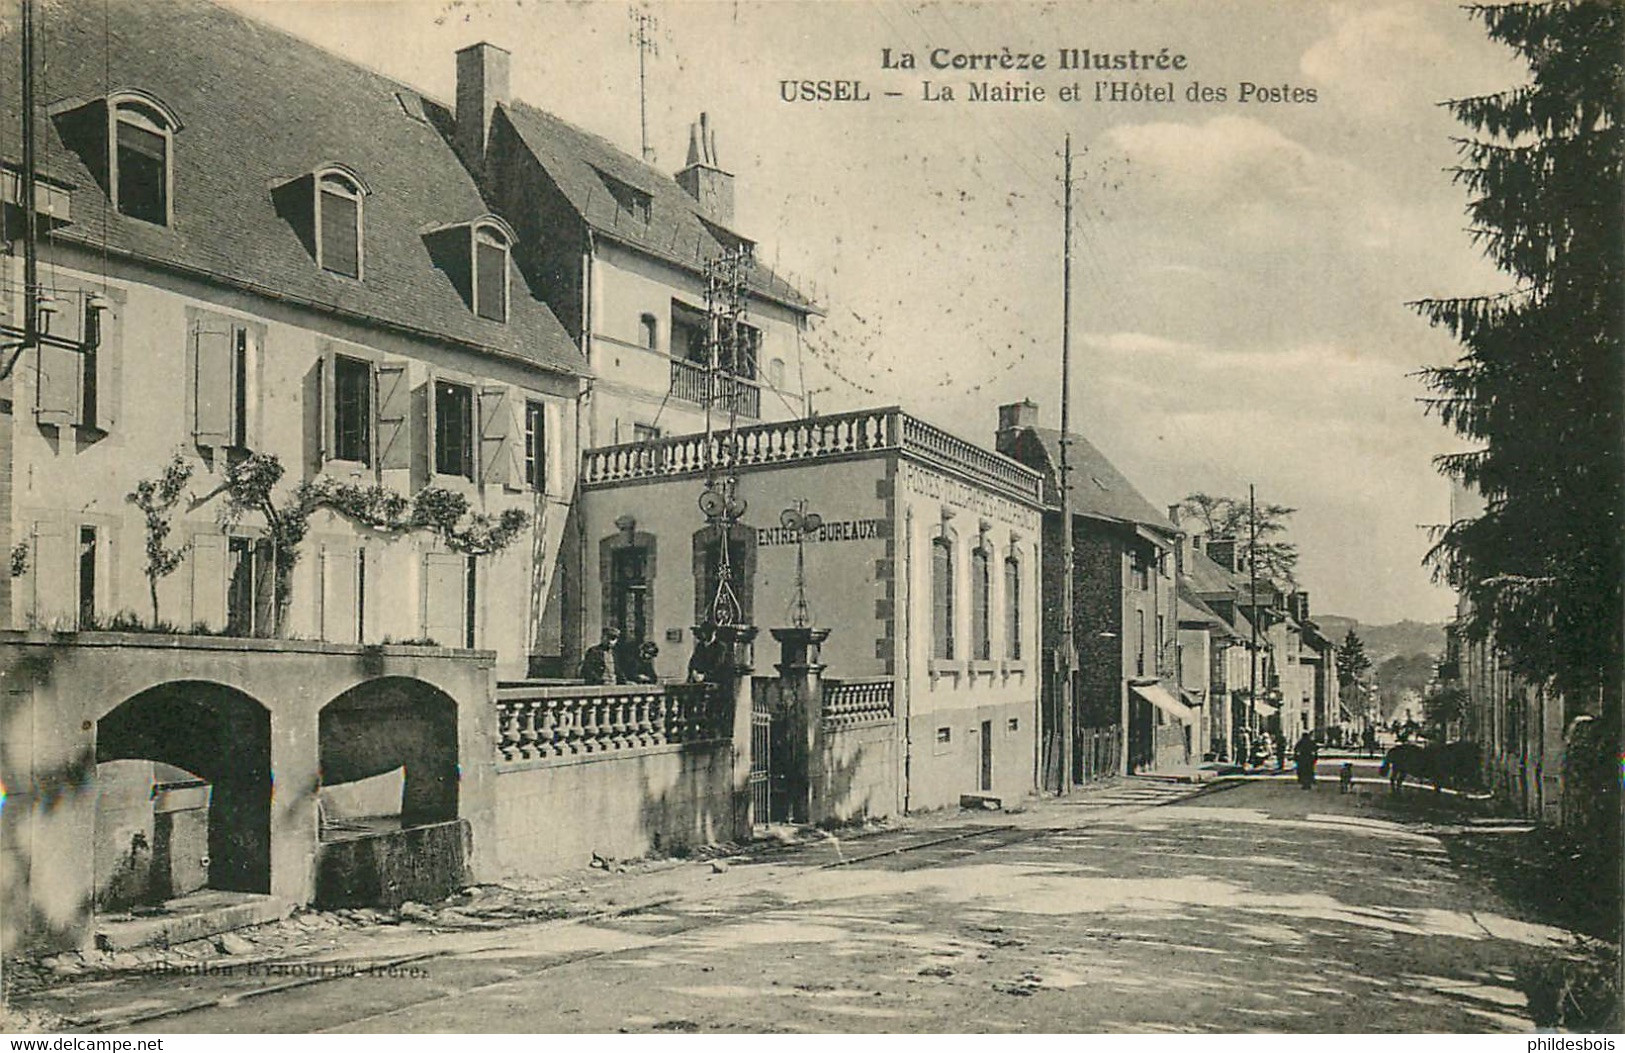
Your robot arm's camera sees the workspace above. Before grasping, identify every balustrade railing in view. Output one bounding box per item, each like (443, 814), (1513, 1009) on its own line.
(494, 682), (724, 763)
(581, 405), (1041, 503)
(821, 678), (895, 730)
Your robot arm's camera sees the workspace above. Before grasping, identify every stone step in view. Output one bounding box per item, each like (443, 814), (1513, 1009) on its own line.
(94, 891), (290, 951)
(959, 792), (1004, 810)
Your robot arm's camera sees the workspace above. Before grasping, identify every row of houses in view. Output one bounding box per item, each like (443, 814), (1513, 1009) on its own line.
(0, 0), (1334, 954)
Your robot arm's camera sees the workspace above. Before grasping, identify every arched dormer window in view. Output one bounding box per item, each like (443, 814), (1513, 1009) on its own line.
(472, 221), (511, 323)
(315, 166), (367, 279)
(109, 92), (180, 226)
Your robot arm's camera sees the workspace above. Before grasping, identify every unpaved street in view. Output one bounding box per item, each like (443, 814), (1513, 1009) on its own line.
(12, 764), (1599, 1033)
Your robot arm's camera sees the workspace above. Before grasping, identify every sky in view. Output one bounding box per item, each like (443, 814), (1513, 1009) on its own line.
(230, 0), (1524, 625)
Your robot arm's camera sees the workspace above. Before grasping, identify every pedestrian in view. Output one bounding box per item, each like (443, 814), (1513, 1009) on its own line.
(629, 640), (660, 684)
(1273, 731), (1286, 772)
(579, 626), (623, 685)
(1362, 725), (1378, 758)
(1293, 731), (1319, 789)
(687, 622), (727, 683)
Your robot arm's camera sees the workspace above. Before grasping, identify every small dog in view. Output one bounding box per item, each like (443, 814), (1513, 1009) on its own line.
(1339, 762), (1355, 794)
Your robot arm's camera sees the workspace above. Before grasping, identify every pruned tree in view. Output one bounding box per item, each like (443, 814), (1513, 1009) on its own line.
(127, 453), (194, 626)
(1178, 491), (1300, 584)
(1415, 1), (1623, 721)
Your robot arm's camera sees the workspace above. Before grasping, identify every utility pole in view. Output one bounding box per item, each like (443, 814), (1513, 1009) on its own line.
(1058, 136), (1076, 795)
(1248, 482), (1259, 759)
(21, 0), (38, 351)
(629, 7), (659, 163)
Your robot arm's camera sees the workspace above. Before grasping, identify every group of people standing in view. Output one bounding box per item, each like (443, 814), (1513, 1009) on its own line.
(577, 624), (730, 686)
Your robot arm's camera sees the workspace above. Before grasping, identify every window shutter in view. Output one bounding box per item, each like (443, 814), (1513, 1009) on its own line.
(375, 363), (411, 473)
(318, 346), (335, 463)
(93, 303), (122, 432)
(320, 546), (360, 644)
(544, 401), (563, 496)
(192, 326), (235, 447)
(422, 552), (464, 646)
(34, 344), (81, 428)
(190, 533), (227, 630)
(30, 520), (75, 628)
(506, 399), (525, 492)
(253, 539), (275, 637)
(478, 384), (511, 487)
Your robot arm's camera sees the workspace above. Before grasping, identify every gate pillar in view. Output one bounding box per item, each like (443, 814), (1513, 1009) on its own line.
(771, 627), (830, 824)
(715, 623), (760, 833)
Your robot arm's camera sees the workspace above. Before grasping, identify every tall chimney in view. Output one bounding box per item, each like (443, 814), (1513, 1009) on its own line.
(997, 399), (1039, 433)
(1206, 537), (1241, 575)
(455, 42), (511, 173)
(676, 112), (734, 223)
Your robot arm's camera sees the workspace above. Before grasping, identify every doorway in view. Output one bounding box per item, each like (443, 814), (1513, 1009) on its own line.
(979, 719), (993, 791)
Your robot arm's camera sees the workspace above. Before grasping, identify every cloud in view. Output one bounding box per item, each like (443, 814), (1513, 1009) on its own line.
(1301, 6), (1469, 119)
(1101, 116), (1352, 206)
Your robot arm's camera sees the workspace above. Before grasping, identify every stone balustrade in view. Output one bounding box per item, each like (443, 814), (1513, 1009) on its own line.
(494, 682), (724, 763)
(821, 678), (895, 730)
(581, 406), (1041, 504)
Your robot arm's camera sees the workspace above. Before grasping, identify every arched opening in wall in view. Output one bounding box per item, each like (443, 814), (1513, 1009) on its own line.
(95, 683), (272, 904)
(317, 677), (459, 838)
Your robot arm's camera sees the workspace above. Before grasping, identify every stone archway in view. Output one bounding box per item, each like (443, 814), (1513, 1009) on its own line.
(318, 677), (459, 831)
(95, 682), (272, 901)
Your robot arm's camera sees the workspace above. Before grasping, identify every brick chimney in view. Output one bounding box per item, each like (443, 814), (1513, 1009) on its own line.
(997, 399), (1040, 433)
(455, 42), (511, 174)
(676, 113), (734, 223)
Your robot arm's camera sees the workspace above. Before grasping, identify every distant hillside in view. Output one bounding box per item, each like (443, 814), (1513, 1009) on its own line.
(1314, 615), (1446, 665)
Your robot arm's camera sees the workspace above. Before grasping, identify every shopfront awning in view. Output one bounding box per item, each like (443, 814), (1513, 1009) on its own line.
(1179, 689), (1204, 709)
(1131, 682), (1197, 724)
(1250, 699), (1281, 717)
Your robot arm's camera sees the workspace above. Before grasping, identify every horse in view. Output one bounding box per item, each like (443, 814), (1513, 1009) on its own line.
(1380, 741), (1481, 794)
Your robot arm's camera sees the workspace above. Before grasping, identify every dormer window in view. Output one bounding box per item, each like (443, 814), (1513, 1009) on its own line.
(110, 95), (178, 226)
(316, 168), (365, 279)
(473, 223), (510, 323)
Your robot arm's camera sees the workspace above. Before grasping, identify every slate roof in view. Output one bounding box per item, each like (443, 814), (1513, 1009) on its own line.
(499, 102), (815, 315)
(1001, 426), (1175, 534)
(0, 0), (584, 376)
(1178, 583), (1236, 639)
(1187, 546), (1244, 595)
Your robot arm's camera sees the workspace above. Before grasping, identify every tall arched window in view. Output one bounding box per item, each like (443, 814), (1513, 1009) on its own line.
(639, 313), (659, 350)
(931, 535), (955, 661)
(1004, 551), (1022, 660)
(316, 169), (365, 279)
(112, 97), (176, 225)
(472, 223), (510, 323)
(970, 546), (991, 661)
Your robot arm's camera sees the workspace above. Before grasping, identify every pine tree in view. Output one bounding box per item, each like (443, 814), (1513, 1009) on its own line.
(1416, 1), (1624, 717)
(1335, 629), (1371, 689)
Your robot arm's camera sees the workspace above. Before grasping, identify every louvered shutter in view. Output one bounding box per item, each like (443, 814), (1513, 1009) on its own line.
(478, 385), (511, 487)
(34, 344), (80, 428)
(316, 348), (333, 464)
(320, 546), (360, 644)
(375, 363), (411, 473)
(190, 534), (226, 631)
(193, 327), (234, 447)
(506, 399), (525, 492)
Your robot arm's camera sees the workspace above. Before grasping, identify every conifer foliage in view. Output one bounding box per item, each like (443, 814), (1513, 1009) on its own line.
(1417, 2), (1623, 716)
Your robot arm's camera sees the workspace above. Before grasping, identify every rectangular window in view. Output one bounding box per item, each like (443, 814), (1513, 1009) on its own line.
(78, 526), (97, 627)
(434, 380), (475, 478)
(475, 240), (507, 322)
(632, 423), (662, 443)
(931, 538), (954, 661)
(320, 187), (360, 278)
(227, 537), (273, 637)
(1157, 615), (1166, 673)
(1004, 556), (1021, 660)
(1136, 609), (1146, 678)
(81, 323), (99, 430)
(115, 120), (167, 224)
(524, 400), (546, 491)
(1131, 551), (1150, 592)
(192, 320), (253, 449)
(332, 355), (372, 464)
(696, 531), (751, 625)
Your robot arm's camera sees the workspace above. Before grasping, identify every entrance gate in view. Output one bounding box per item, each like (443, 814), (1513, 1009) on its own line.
(749, 695), (772, 826)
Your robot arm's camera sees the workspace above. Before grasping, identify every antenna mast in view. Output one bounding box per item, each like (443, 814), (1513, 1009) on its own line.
(629, 7), (659, 162)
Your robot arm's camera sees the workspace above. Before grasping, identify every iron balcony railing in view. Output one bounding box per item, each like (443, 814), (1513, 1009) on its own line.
(669, 357), (761, 420)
